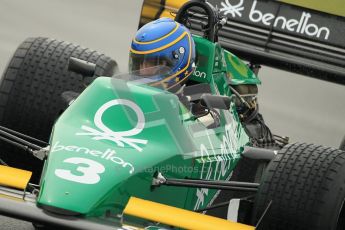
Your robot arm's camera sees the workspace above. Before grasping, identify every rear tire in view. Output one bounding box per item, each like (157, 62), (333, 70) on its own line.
(0, 37), (118, 180)
(252, 143), (345, 230)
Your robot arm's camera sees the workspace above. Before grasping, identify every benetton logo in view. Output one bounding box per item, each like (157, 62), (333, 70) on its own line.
(220, 0), (244, 17)
(220, 0), (330, 40)
(76, 99), (148, 152)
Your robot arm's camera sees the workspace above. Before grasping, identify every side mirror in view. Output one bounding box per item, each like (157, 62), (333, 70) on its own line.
(200, 94), (234, 110)
(68, 57), (96, 77)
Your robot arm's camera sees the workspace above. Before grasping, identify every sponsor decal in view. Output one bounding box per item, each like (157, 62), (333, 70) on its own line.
(194, 122), (241, 210)
(219, 0), (330, 40)
(52, 141), (135, 174)
(76, 99), (148, 152)
(220, 0), (244, 18)
(193, 70), (207, 79)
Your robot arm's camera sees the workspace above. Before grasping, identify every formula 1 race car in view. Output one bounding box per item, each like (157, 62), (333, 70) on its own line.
(0, 1), (344, 230)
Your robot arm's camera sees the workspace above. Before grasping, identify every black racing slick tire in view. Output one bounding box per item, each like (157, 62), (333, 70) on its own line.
(252, 143), (345, 230)
(0, 37), (118, 179)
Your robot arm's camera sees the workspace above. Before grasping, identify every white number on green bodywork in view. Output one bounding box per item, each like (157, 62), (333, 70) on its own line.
(55, 157), (105, 184)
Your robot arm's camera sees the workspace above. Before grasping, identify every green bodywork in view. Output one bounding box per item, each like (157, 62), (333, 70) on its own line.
(190, 36), (260, 85)
(37, 35), (259, 223)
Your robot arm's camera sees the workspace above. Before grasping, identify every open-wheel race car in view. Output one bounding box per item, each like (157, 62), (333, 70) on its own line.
(0, 0), (344, 229)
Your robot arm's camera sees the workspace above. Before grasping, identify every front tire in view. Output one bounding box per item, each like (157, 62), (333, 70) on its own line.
(252, 143), (345, 230)
(0, 37), (117, 179)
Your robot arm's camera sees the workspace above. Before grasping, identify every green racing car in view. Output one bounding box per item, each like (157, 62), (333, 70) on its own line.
(0, 0), (344, 229)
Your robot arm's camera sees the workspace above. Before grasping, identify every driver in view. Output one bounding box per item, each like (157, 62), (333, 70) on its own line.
(129, 17), (196, 92)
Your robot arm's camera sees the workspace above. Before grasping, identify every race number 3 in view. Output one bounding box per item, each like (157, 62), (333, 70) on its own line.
(55, 157), (105, 184)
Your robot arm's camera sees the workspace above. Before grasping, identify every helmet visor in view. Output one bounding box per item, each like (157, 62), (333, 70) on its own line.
(129, 53), (176, 77)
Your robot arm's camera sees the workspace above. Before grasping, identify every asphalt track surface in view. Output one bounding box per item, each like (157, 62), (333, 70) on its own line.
(0, 0), (344, 229)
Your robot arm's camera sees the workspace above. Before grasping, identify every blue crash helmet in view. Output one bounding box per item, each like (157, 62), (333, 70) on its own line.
(130, 17), (196, 91)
